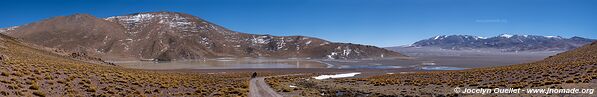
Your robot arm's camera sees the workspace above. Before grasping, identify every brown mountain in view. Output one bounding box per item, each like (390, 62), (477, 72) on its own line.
(3, 12), (404, 61)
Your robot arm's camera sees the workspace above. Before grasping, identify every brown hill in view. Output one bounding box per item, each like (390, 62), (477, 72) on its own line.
(4, 12), (404, 61)
(4, 14), (129, 60)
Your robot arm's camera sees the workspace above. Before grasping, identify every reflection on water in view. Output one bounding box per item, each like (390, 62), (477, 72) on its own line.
(117, 59), (328, 70)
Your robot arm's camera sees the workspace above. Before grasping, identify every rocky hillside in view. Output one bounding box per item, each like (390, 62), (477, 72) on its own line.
(2, 12), (404, 61)
(409, 34), (594, 52)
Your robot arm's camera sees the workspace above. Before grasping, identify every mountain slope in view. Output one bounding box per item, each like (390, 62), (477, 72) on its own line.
(3, 12), (404, 61)
(4, 14), (129, 59)
(409, 34), (594, 51)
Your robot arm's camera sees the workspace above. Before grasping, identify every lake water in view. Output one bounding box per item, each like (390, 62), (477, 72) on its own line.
(114, 48), (553, 70)
(115, 58), (471, 71)
(116, 59), (328, 70)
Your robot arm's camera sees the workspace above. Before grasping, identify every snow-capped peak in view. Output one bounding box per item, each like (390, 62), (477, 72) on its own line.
(430, 35), (487, 40)
(499, 34), (513, 38)
(105, 12), (196, 27)
(475, 36), (486, 40)
(432, 35), (446, 40)
(545, 36), (562, 39)
(104, 12), (213, 33)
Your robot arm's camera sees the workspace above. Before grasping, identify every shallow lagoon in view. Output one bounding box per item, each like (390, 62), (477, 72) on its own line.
(116, 58), (471, 71)
(116, 59), (329, 70)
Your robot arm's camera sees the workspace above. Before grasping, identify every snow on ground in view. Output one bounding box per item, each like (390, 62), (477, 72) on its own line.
(289, 85), (297, 88)
(313, 72), (361, 80)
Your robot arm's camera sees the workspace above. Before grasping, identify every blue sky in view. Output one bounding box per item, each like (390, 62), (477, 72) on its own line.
(1, 0), (596, 47)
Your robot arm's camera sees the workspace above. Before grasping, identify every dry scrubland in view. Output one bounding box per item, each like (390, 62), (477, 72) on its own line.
(268, 42), (597, 96)
(0, 35), (251, 96)
(265, 74), (324, 96)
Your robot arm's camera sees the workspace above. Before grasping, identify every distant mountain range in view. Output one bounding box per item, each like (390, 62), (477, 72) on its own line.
(0, 12), (404, 61)
(406, 34), (594, 52)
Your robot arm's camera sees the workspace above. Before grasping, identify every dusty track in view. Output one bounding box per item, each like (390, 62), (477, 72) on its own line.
(250, 76), (282, 97)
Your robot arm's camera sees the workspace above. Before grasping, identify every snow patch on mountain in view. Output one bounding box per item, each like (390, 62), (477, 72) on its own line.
(411, 34), (595, 52)
(499, 34), (513, 38)
(433, 35), (444, 40)
(305, 40), (312, 45)
(105, 12), (207, 34)
(0, 26), (19, 33)
(545, 36), (562, 39)
(252, 35), (271, 44)
(476, 36), (487, 39)
(324, 45), (366, 59)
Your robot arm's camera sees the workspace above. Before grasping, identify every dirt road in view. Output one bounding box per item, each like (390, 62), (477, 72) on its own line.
(250, 77), (283, 97)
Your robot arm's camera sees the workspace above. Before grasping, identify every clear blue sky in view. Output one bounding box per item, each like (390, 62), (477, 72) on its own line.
(1, 0), (596, 47)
